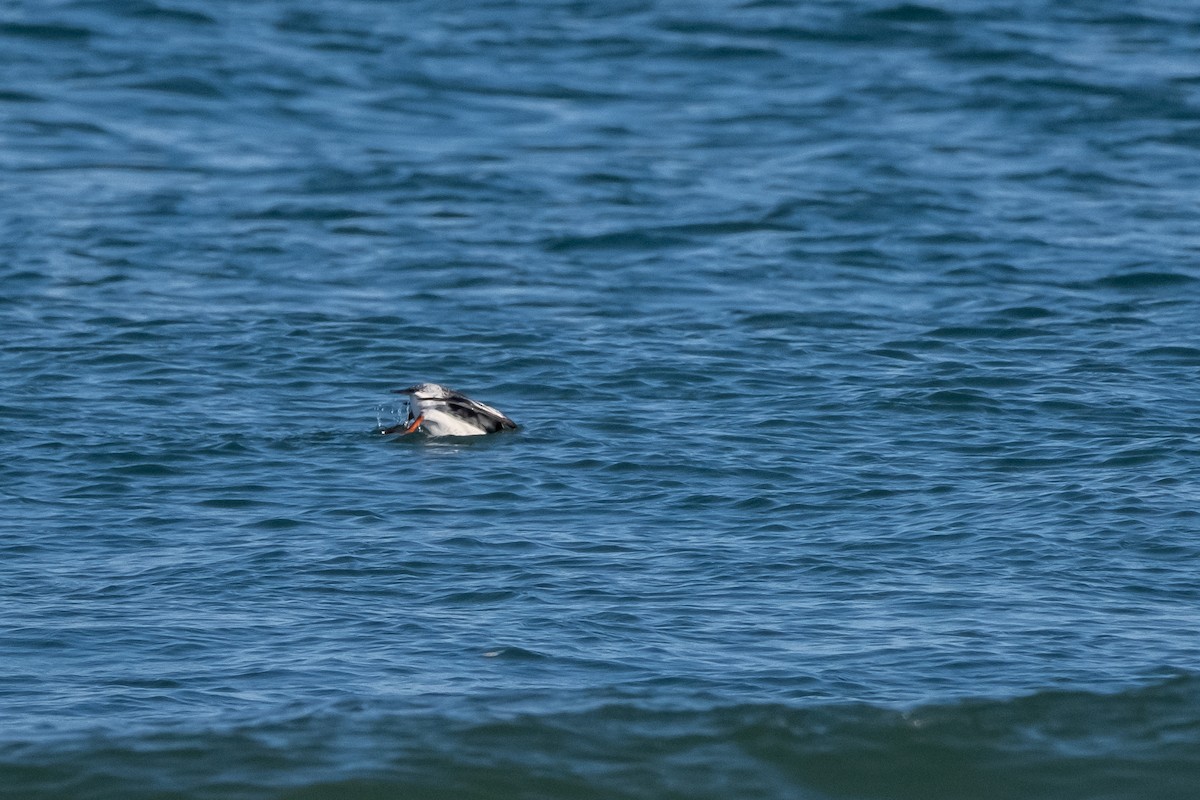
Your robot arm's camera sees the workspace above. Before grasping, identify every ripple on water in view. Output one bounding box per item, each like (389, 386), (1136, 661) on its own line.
(2, 2), (1200, 797)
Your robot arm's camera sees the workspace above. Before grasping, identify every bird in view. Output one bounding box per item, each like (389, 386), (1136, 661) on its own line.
(381, 383), (518, 437)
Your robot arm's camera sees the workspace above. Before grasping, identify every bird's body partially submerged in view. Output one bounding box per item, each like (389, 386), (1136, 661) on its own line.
(382, 383), (517, 437)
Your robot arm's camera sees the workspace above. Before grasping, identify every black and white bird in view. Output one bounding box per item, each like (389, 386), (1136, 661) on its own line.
(382, 383), (518, 437)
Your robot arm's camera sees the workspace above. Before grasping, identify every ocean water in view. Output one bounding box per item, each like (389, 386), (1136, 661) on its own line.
(3, 1), (1200, 797)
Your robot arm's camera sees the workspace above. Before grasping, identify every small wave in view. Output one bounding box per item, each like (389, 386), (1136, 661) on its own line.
(123, 3), (216, 26)
(926, 325), (1047, 341)
(0, 89), (43, 103)
(0, 22), (91, 41)
(863, 4), (955, 24)
(1135, 346), (1200, 364)
(121, 77), (226, 99)
(542, 229), (690, 252)
(480, 646), (547, 660)
(3, 676), (1196, 800)
(1094, 272), (1196, 290)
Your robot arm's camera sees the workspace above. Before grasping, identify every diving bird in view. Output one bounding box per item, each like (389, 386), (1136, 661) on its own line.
(382, 383), (518, 437)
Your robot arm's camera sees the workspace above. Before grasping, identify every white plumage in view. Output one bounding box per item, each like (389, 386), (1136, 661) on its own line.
(382, 383), (517, 437)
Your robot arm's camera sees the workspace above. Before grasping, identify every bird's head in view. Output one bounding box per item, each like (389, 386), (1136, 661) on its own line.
(393, 383), (452, 400)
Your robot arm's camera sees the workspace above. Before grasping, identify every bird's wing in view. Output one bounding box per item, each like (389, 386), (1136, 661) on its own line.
(444, 392), (518, 430)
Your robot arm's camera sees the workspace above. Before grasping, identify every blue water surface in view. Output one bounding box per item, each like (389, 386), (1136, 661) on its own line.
(2, 1), (1199, 797)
